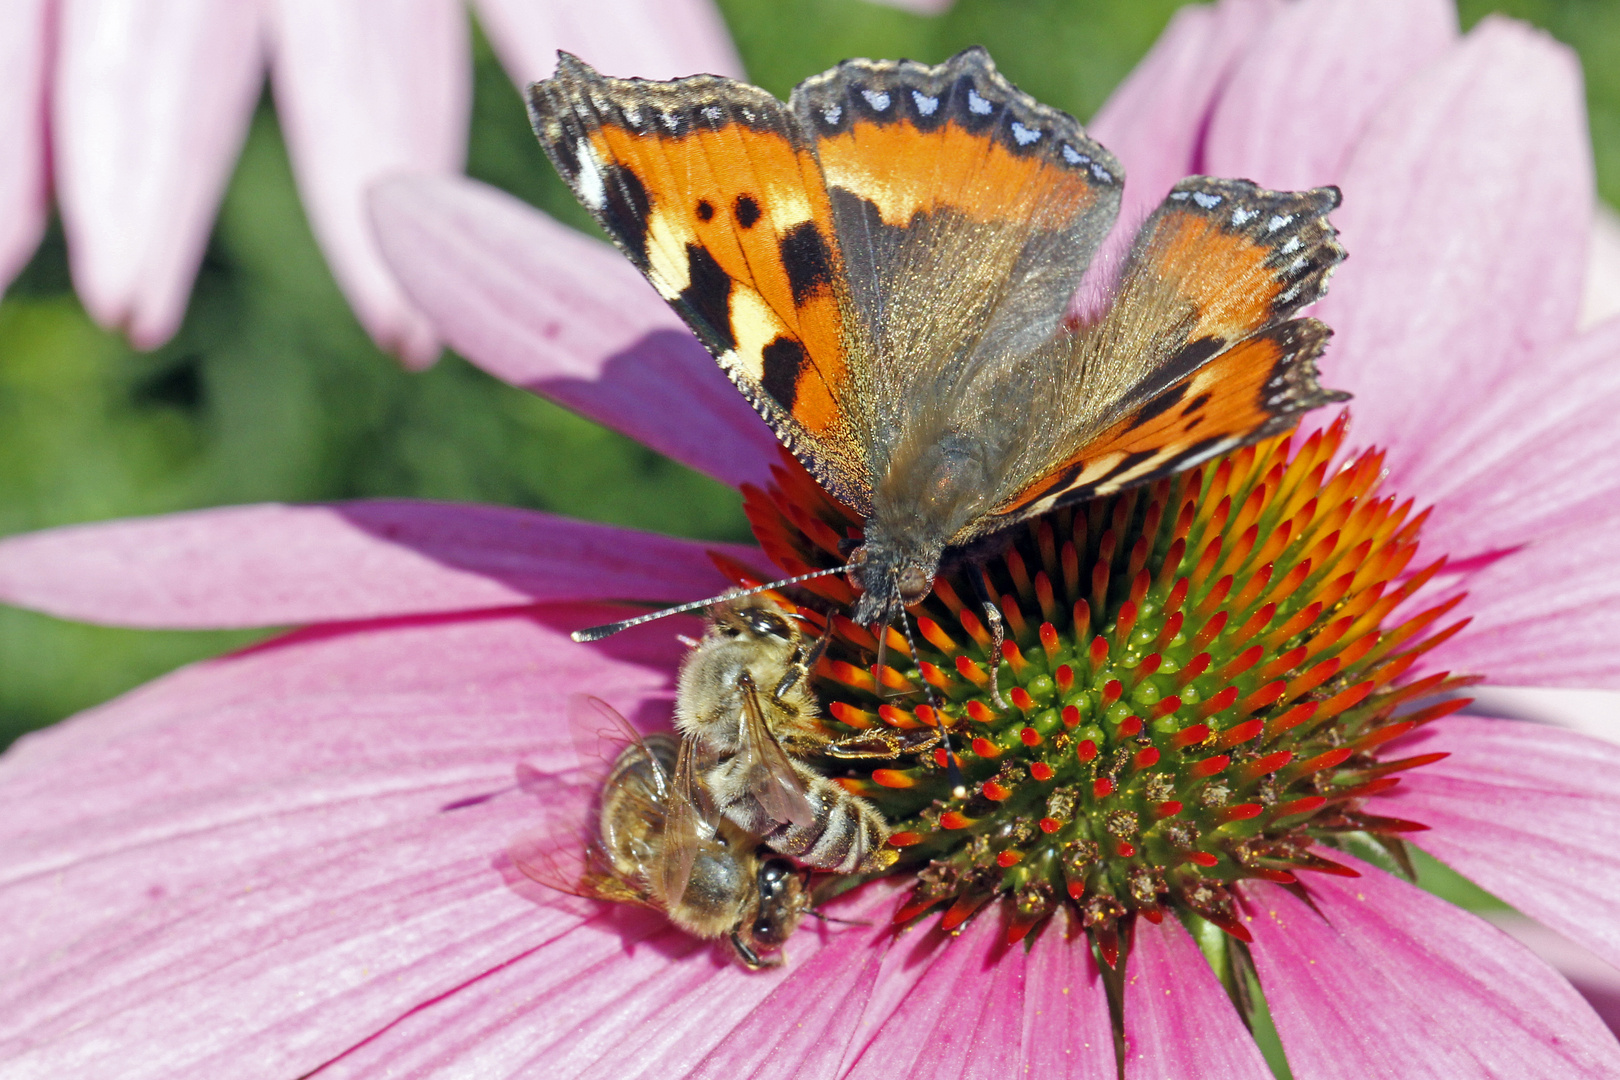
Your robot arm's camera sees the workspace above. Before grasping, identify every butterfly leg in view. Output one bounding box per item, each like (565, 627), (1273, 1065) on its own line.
(968, 566), (1008, 710)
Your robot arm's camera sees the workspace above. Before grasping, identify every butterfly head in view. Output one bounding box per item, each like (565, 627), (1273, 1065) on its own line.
(844, 531), (940, 629)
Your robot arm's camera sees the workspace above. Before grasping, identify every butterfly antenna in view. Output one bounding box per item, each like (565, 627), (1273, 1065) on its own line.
(897, 603), (967, 800)
(571, 566), (847, 642)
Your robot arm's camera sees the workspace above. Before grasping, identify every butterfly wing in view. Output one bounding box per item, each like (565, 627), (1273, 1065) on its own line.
(789, 48), (1123, 470)
(963, 177), (1348, 535)
(528, 54), (870, 508)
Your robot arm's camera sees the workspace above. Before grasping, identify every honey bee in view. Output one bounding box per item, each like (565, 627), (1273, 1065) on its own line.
(512, 697), (810, 969)
(675, 593), (898, 874)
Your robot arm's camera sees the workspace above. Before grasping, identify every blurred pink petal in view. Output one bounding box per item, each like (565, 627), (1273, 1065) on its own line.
(1124, 917), (1271, 1079)
(1583, 204), (1620, 329)
(472, 0), (742, 85)
(269, 0), (469, 368)
(54, 0), (264, 348)
(1203, 0), (1456, 190)
(1308, 18), (1591, 474)
(0, 0), (49, 295)
(1088, 0), (1280, 240)
(0, 608), (686, 1077)
(371, 173), (781, 489)
(1244, 859), (1620, 1077)
(1391, 716), (1620, 975)
(0, 500), (766, 630)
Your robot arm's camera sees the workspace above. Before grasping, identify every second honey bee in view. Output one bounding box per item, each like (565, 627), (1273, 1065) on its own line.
(675, 593), (897, 875)
(513, 697), (810, 969)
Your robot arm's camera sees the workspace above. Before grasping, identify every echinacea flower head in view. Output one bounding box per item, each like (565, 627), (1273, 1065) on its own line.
(5, 0), (1620, 1077)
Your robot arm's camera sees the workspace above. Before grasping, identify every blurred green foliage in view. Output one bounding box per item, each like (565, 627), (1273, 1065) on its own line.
(1, 0), (1616, 750)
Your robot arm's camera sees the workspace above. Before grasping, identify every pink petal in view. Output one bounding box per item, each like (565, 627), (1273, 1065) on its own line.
(1123, 917), (1272, 1079)
(1427, 514), (1620, 686)
(371, 173), (781, 489)
(0, 607), (690, 1077)
(0, 0), (49, 294)
(1387, 716), (1620, 976)
(268, 0), (469, 368)
(1487, 913), (1620, 1035)
(1243, 856), (1620, 1077)
(843, 912), (1026, 1079)
(471, 0), (742, 86)
(1021, 909), (1115, 1077)
(1465, 686), (1620, 745)
(1202, 0), (1456, 191)
(1087, 0), (1280, 246)
(53, 0), (264, 349)
(1308, 18), (1592, 476)
(1584, 204), (1620, 330)
(0, 500), (765, 630)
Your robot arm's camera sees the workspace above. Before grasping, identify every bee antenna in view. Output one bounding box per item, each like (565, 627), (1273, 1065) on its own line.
(570, 566), (848, 642)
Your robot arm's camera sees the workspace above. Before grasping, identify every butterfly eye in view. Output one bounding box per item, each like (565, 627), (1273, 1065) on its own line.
(896, 565), (933, 603)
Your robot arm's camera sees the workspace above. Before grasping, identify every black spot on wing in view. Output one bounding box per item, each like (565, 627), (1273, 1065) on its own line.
(761, 336), (807, 410)
(679, 244), (736, 353)
(1124, 381), (1190, 431)
(602, 164), (652, 264)
(1180, 392), (1212, 418)
(780, 222), (834, 306)
(734, 194), (761, 229)
(1161, 335), (1226, 385)
(696, 199), (715, 222)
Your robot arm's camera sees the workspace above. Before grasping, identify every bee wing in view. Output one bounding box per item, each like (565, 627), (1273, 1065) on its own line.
(511, 695), (664, 906)
(738, 677), (818, 828)
(659, 734), (722, 906)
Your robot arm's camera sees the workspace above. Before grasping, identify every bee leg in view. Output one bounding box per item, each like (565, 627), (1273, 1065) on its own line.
(968, 565), (1008, 710)
(774, 620), (833, 705)
(729, 930), (764, 970)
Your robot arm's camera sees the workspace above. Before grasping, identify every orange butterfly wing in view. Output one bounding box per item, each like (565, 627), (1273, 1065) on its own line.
(528, 54), (869, 503)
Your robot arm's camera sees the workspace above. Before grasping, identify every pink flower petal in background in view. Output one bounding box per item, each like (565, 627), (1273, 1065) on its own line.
(1390, 717), (1620, 975)
(472, 0), (742, 85)
(1086, 0), (1279, 248)
(269, 0), (470, 369)
(371, 173), (781, 489)
(1487, 914), (1620, 1034)
(1123, 917), (1272, 1079)
(0, 608), (684, 1078)
(1584, 204), (1620, 329)
(0, 500), (766, 630)
(0, 0), (49, 295)
(1202, 0), (1456, 190)
(1307, 18), (1591, 476)
(53, 0), (264, 348)
(1244, 859), (1620, 1077)
(1467, 686), (1620, 744)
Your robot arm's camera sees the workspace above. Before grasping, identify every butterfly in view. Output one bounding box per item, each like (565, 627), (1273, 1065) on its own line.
(530, 47), (1348, 639)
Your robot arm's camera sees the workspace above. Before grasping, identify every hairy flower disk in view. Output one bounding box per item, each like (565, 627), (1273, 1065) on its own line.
(741, 415), (1471, 960)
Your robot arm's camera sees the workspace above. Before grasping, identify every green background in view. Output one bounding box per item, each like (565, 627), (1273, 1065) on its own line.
(2, 0), (1614, 749)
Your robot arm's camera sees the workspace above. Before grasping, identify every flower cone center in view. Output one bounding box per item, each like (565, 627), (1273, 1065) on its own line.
(729, 416), (1472, 959)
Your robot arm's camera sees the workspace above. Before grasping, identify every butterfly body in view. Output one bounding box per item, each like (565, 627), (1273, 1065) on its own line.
(531, 48), (1348, 633)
